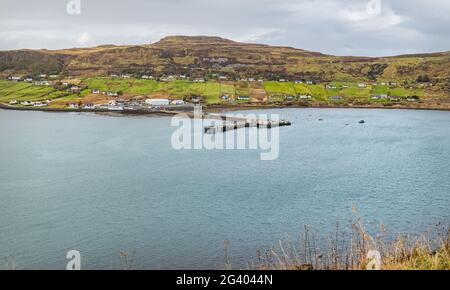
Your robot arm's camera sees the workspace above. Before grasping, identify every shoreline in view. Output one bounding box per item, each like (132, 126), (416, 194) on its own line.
(1, 102), (450, 115)
(0, 103), (177, 116)
(207, 102), (450, 112)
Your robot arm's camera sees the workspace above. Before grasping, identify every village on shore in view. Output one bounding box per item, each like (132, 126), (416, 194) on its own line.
(2, 72), (430, 112)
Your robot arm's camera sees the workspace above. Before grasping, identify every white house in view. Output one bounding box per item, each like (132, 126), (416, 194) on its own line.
(34, 81), (50, 86)
(372, 94), (388, 100)
(107, 91), (118, 97)
(146, 99), (170, 107)
(92, 89), (100, 94)
(68, 103), (79, 109)
(299, 95), (312, 99)
(9, 100), (18, 105)
(108, 105), (124, 111)
(70, 86), (80, 92)
(170, 100), (185, 105)
(407, 96), (420, 102)
(34, 101), (48, 107)
(9, 76), (22, 81)
(20, 100), (34, 106)
(358, 83), (367, 88)
(83, 104), (96, 110)
(107, 100), (124, 110)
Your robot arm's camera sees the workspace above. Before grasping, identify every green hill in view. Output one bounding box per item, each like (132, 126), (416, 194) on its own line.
(1, 36), (449, 83)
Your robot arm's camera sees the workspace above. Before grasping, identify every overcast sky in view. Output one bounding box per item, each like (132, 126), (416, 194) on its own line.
(0, 0), (449, 56)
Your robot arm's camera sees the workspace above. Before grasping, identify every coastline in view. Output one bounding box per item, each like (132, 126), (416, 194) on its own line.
(207, 102), (450, 112)
(0, 102), (177, 116)
(1, 102), (450, 115)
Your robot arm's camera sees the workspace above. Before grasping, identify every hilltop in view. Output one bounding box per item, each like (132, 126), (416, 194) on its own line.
(0, 36), (448, 84)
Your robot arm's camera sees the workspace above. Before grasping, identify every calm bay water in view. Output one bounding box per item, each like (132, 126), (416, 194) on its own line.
(0, 108), (449, 269)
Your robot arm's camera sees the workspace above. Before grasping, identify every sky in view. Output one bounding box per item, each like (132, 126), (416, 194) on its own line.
(0, 0), (449, 56)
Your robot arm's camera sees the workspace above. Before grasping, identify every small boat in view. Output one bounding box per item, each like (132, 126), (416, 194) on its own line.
(359, 120), (365, 124)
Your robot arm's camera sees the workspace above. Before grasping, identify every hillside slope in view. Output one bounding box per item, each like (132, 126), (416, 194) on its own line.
(0, 36), (449, 86)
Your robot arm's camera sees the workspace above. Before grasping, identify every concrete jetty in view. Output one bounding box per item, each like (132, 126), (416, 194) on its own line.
(204, 119), (291, 134)
(164, 109), (291, 134)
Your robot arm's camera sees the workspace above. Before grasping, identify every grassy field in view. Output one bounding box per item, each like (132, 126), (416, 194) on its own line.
(0, 81), (68, 103)
(0, 78), (427, 106)
(264, 81), (296, 96)
(82, 78), (228, 104)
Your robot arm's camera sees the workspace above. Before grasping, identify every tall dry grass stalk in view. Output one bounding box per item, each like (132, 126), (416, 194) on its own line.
(246, 217), (449, 270)
(3, 256), (15, 270)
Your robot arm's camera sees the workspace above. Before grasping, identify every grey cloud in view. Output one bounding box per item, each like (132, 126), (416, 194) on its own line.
(0, 0), (449, 56)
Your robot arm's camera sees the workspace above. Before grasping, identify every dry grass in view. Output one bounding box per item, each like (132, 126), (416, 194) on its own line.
(245, 217), (449, 270)
(2, 257), (15, 270)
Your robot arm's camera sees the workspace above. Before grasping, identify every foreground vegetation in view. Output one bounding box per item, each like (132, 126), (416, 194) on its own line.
(243, 217), (449, 270)
(3, 217), (448, 270)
